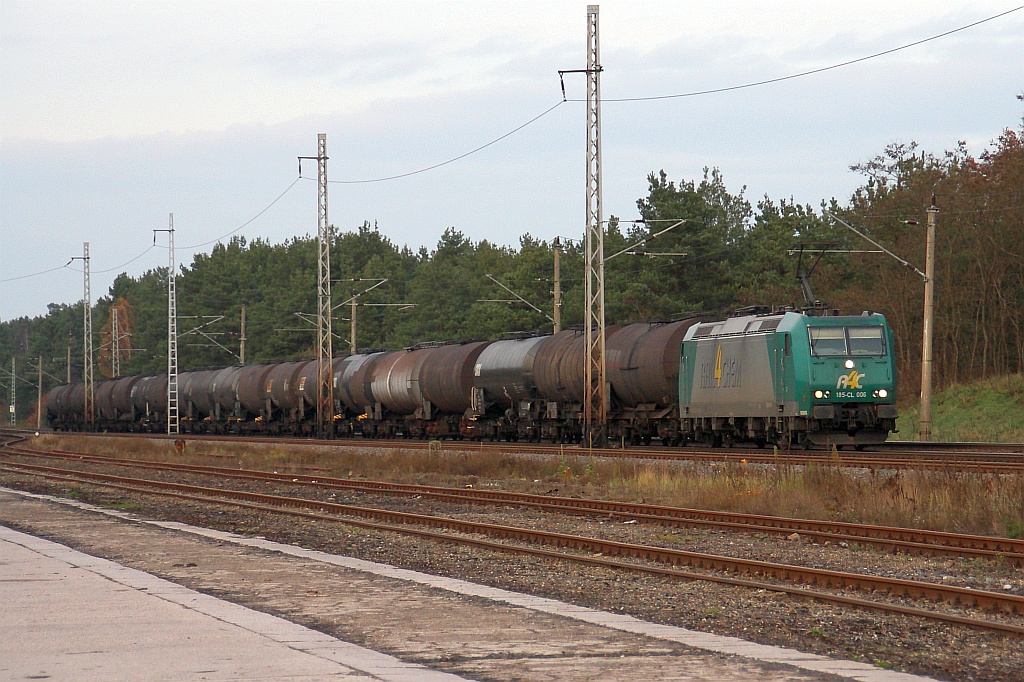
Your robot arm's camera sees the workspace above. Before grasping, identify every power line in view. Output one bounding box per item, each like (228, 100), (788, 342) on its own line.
(290, 7), (1022, 188)
(179, 176), (303, 249)
(302, 100), (566, 185)
(0, 262), (72, 283)
(5, 177), (303, 285)
(578, 5), (1023, 103)
(93, 245), (156, 274)
(5, 7), (1018, 288)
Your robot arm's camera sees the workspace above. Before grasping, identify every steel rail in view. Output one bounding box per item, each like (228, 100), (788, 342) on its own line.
(2, 460), (1023, 637)
(9, 429), (1022, 472)
(5, 444), (1023, 564)
(30, 430), (1024, 472)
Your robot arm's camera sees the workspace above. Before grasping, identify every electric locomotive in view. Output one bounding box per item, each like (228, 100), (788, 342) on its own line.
(679, 310), (898, 448)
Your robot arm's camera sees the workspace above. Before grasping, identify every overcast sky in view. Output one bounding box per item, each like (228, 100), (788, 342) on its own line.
(2, 0), (1022, 322)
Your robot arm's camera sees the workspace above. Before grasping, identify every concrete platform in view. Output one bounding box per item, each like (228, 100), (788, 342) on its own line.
(0, 487), (937, 682)
(0, 525), (466, 681)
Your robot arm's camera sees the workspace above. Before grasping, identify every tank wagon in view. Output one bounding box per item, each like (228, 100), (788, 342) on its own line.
(44, 310), (898, 448)
(679, 310), (898, 448)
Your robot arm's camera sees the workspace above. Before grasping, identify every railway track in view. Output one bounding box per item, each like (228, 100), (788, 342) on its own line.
(4, 442), (1023, 566)
(10, 428), (1024, 473)
(2, 446), (1022, 638)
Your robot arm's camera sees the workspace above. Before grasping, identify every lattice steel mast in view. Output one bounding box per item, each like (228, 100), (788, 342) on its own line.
(154, 215), (179, 435)
(300, 134), (334, 439)
(111, 307), (120, 377)
(73, 242), (95, 424)
(583, 5), (607, 447)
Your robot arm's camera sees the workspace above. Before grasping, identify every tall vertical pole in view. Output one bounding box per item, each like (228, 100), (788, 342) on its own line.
(37, 356), (43, 430)
(111, 306), (120, 377)
(155, 215), (179, 435)
(239, 304), (247, 364)
(919, 198), (938, 441)
(315, 134), (334, 438)
(552, 237), (562, 334)
(82, 242), (94, 424)
(66, 345), (71, 384)
(350, 294), (357, 354)
(8, 358), (14, 427)
(583, 4), (607, 447)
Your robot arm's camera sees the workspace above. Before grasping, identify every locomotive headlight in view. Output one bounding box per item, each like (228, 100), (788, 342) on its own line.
(814, 390), (824, 399)
(845, 359), (855, 369)
(875, 389), (888, 399)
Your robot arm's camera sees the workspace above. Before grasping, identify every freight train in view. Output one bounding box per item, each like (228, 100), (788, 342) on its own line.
(44, 309), (898, 448)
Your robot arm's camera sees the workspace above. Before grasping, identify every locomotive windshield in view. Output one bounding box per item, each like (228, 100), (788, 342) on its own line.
(808, 326), (885, 357)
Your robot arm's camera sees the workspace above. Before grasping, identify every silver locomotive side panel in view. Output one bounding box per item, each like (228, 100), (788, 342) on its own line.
(684, 333), (776, 418)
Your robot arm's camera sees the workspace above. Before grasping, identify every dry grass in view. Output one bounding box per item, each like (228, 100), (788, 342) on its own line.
(27, 433), (1024, 539)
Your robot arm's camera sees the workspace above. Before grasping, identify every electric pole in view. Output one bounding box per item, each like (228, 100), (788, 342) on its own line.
(552, 237), (562, 334)
(36, 356), (43, 430)
(920, 198), (938, 441)
(8, 358), (14, 427)
(825, 208), (940, 443)
(239, 304), (247, 364)
(71, 243), (94, 423)
(111, 306), (120, 377)
(154, 214), (179, 435)
(350, 293), (357, 354)
(583, 5), (607, 447)
(300, 134), (334, 439)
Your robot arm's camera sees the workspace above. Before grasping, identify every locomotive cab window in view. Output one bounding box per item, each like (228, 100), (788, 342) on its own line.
(808, 326), (885, 357)
(808, 328), (846, 356)
(848, 326), (885, 356)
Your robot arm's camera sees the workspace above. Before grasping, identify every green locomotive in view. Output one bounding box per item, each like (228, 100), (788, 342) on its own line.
(679, 311), (898, 448)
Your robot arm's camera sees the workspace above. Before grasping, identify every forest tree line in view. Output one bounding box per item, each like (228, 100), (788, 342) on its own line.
(2, 125), (1021, 422)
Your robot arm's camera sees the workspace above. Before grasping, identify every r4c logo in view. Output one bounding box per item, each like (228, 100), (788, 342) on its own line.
(836, 370), (864, 389)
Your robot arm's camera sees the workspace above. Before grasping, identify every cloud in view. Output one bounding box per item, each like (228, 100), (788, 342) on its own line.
(3, 0), (1022, 320)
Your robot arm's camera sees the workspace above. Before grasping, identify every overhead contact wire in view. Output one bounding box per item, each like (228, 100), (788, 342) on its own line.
(179, 176), (303, 250)
(304, 100), (566, 185)
(579, 5), (1024, 103)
